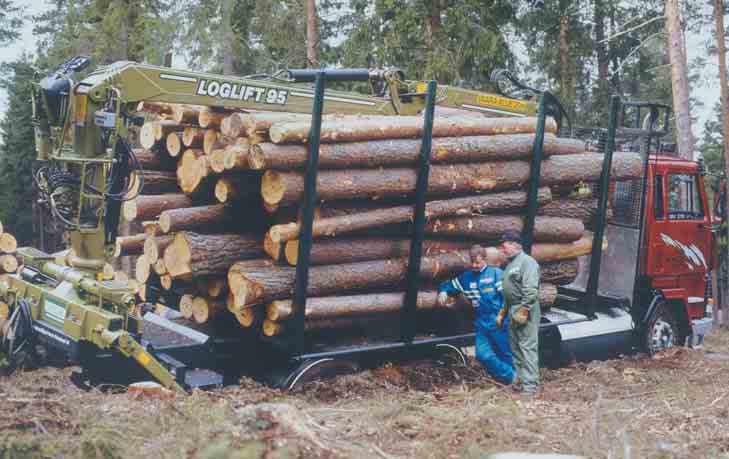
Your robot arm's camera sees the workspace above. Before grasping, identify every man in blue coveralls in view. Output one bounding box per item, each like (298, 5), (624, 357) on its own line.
(437, 245), (515, 384)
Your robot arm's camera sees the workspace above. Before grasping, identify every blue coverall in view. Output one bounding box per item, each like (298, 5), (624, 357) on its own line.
(438, 265), (515, 384)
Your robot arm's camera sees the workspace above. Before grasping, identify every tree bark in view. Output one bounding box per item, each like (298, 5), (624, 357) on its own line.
(122, 194), (193, 222)
(159, 204), (230, 233)
(214, 176), (262, 203)
(143, 234), (175, 264)
(228, 251), (576, 308)
(135, 170), (179, 195)
(269, 116), (557, 144)
(250, 133), (585, 170)
(136, 101), (174, 116)
(538, 197), (610, 228)
(113, 233), (146, 257)
(666, 0), (695, 159)
(306, 0), (318, 67)
(240, 112), (311, 136)
(133, 148), (175, 171)
(424, 216), (584, 242)
(268, 188), (552, 243)
(262, 152), (641, 209)
(165, 232), (263, 280)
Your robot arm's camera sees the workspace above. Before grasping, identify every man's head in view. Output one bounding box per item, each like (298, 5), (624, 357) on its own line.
(499, 230), (523, 259)
(469, 245), (487, 271)
(484, 247), (503, 267)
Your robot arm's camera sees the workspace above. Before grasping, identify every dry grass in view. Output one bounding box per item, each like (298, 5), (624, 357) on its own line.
(3, 329), (729, 458)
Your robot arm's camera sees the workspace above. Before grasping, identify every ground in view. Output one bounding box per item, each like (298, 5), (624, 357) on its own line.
(2, 330), (729, 459)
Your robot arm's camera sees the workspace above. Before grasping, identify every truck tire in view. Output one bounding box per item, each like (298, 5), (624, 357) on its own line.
(643, 302), (682, 355)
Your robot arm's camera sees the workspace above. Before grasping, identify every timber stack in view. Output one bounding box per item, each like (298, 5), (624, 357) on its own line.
(0, 220), (19, 321)
(124, 101), (642, 343)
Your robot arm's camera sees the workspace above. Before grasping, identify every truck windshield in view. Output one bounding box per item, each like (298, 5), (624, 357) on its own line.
(667, 174), (704, 220)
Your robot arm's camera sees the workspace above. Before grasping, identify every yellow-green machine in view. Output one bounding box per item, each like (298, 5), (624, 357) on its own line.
(0, 56), (546, 390)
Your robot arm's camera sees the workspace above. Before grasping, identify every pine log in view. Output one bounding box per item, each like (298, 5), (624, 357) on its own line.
(135, 255), (151, 283)
(133, 148), (175, 171)
(153, 258), (168, 276)
(221, 113), (246, 138)
(165, 232), (263, 280)
(144, 234), (175, 264)
(242, 112), (311, 136)
(0, 234), (17, 253)
(176, 149), (205, 194)
(166, 132), (183, 157)
(113, 233), (146, 257)
(0, 254), (18, 273)
(531, 233), (604, 263)
(250, 134), (585, 170)
(154, 120), (184, 141)
(171, 105), (203, 124)
(538, 198), (612, 228)
(160, 274), (173, 290)
(143, 221), (162, 236)
(122, 194), (193, 222)
(222, 139), (251, 171)
(159, 204), (230, 234)
(226, 293), (260, 327)
(424, 216), (584, 242)
(192, 296), (225, 324)
(135, 170), (179, 195)
(136, 101), (174, 116)
(268, 188), (551, 244)
(209, 149), (228, 174)
(179, 294), (195, 319)
(203, 130), (234, 155)
(228, 250), (574, 308)
(140, 122), (159, 149)
(197, 277), (227, 299)
(183, 127), (206, 148)
(269, 116), (557, 144)
(284, 238), (471, 266)
(266, 285), (559, 321)
(198, 110), (227, 129)
(261, 153), (642, 208)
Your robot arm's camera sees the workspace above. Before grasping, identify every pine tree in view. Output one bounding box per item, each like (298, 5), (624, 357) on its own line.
(0, 0), (22, 46)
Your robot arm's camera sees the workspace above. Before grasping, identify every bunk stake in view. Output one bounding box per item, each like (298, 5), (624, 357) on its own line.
(400, 81), (437, 343)
(522, 93), (548, 254)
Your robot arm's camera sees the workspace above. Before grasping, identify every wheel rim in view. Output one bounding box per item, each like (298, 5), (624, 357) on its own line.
(650, 318), (674, 353)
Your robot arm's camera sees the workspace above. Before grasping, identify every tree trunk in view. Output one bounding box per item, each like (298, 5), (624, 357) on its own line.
(268, 188), (552, 243)
(261, 152), (642, 208)
(250, 133), (585, 170)
(122, 194), (193, 222)
(135, 170), (179, 195)
(284, 238), (471, 265)
(424, 215), (584, 242)
(228, 251), (576, 308)
(594, 0), (609, 112)
(559, 14), (574, 112)
(269, 116), (557, 144)
(113, 233), (146, 257)
(143, 234), (175, 264)
(306, 0), (319, 67)
(714, 0), (729, 324)
(158, 204), (230, 233)
(183, 127), (206, 148)
(666, 0), (695, 159)
(165, 232), (263, 280)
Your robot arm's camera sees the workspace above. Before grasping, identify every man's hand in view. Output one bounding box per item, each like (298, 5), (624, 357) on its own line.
(436, 292), (450, 307)
(495, 308), (507, 329)
(513, 306), (530, 325)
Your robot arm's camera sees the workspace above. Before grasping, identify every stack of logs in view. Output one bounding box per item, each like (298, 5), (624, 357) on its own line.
(0, 219), (19, 321)
(117, 102), (642, 341)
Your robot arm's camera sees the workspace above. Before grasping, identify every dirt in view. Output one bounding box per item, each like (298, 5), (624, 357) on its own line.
(2, 330), (729, 459)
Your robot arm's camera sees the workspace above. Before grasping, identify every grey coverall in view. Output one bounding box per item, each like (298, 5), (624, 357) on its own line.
(502, 250), (541, 392)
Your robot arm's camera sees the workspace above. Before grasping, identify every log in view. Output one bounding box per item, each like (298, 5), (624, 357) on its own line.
(531, 233), (603, 263)
(203, 130), (234, 155)
(540, 259), (578, 285)
(226, 293), (260, 327)
(164, 232), (263, 280)
(192, 296), (224, 324)
(261, 153), (642, 208)
(136, 170), (179, 195)
(166, 132), (183, 157)
(171, 105), (203, 124)
(160, 274), (173, 290)
(228, 250), (573, 308)
(122, 194), (193, 222)
(424, 216), (584, 243)
(135, 255), (151, 283)
(144, 235), (175, 264)
(213, 175), (262, 204)
(153, 258), (168, 276)
(143, 221), (162, 236)
(221, 113), (246, 138)
(133, 149), (175, 171)
(179, 294), (195, 319)
(154, 120), (184, 141)
(0, 234), (17, 253)
(268, 188), (551, 244)
(538, 198), (611, 228)
(222, 139), (251, 171)
(136, 101), (174, 116)
(266, 285), (559, 321)
(113, 233), (146, 257)
(176, 149), (205, 194)
(159, 204), (230, 234)
(241, 112), (311, 136)
(284, 238), (471, 266)
(198, 110), (227, 129)
(182, 127), (206, 148)
(140, 122), (159, 149)
(209, 149), (228, 174)
(269, 115), (557, 144)
(197, 277), (227, 299)
(250, 134), (585, 170)
(0, 254), (18, 273)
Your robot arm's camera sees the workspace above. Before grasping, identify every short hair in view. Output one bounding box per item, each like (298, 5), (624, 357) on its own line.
(484, 247), (500, 259)
(469, 244), (485, 259)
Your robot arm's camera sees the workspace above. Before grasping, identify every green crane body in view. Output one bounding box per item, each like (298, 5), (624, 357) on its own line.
(0, 57), (538, 390)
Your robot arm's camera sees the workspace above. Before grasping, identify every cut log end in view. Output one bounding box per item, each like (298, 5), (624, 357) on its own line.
(0, 234), (18, 253)
(135, 255), (151, 284)
(0, 255), (18, 273)
(179, 294), (194, 319)
(260, 171), (285, 208)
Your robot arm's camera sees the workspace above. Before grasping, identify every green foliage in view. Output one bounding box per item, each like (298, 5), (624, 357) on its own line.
(0, 0), (22, 46)
(699, 102), (726, 199)
(0, 57), (38, 245)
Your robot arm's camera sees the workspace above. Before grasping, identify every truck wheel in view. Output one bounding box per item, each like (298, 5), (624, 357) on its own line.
(644, 302), (680, 355)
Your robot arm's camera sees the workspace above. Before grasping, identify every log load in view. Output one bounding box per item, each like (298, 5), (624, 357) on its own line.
(261, 153), (642, 208)
(122, 194), (193, 222)
(538, 198), (612, 228)
(192, 296), (225, 324)
(283, 233), (598, 266)
(424, 216), (584, 243)
(183, 127), (206, 148)
(250, 133), (585, 170)
(198, 110), (227, 129)
(136, 101), (174, 116)
(164, 232), (263, 280)
(214, 176), (262, 203)
(113, 233), (147, 257)
(158, 204), (231, 234)
(171, 105), (203, 124)
(265, 285), (559, 322)
(176, 148), (205, 194)
(133, 149), (176, 171)
(135, 170), (179, 195)
(268, 115), (557, 144)
(267, 188), (552, 244)
(222, 139), (252, 171)
(228, 251), (577, 308)
(143, 235), (175, 264)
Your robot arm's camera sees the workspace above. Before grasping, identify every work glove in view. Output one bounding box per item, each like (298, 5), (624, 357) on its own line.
(495, 308), (507, 329)
(436, 291), (449, 307)
(512, 306), (530, 326)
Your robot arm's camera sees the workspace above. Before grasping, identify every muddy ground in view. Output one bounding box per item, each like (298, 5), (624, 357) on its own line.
(2, 329), (729, 459)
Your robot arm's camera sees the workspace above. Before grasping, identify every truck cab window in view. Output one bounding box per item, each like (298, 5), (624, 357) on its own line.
(654, 174), (664, 219)
(667, 174), (704, 220)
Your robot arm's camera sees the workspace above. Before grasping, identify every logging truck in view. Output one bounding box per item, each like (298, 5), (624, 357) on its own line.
(0, 57), (715, 390)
